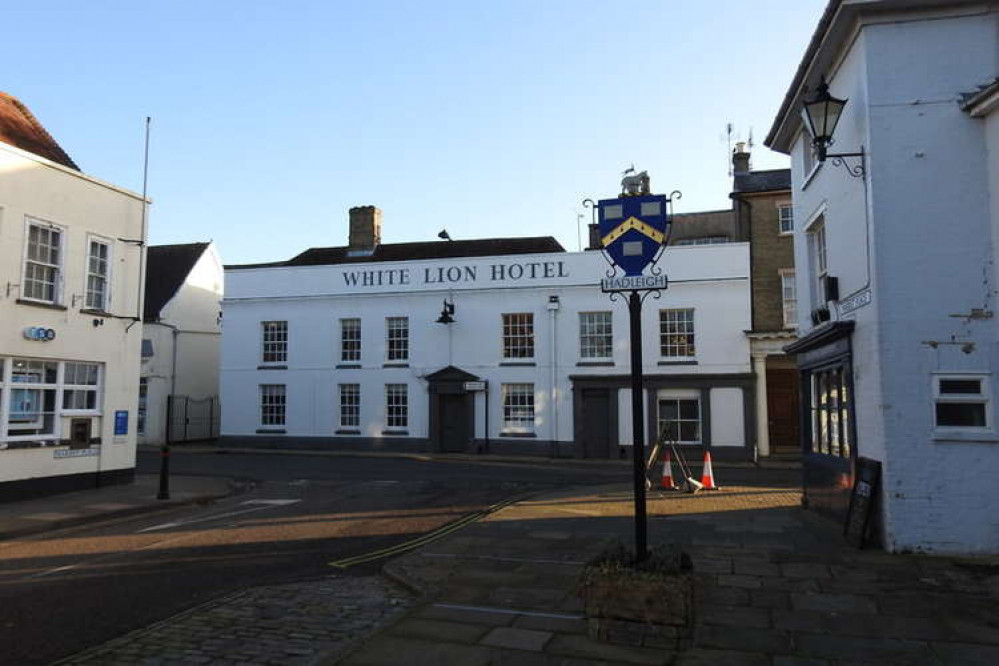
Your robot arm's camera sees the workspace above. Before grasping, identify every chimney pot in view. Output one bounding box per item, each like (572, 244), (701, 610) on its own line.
(732, 143), (751, 175)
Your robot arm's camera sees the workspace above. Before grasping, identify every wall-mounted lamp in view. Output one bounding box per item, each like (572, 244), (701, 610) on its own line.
(802, 77), (865, 178)
(436, 299), (455, 324)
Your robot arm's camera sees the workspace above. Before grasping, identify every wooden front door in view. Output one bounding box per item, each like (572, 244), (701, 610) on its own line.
(438, 393), (470, 453)
(767, 368), (800, 452)
(581, 389), (612, 459)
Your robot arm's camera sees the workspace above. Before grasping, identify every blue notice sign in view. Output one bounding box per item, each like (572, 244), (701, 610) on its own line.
(114, 410), (129, 436)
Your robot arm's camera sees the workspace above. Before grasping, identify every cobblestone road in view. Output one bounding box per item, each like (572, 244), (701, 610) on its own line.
(58, 575), (411, 666)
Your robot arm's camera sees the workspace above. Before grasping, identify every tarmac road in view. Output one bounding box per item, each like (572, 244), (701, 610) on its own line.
(0, 451), (622, 664)
(0, 449), (798, 664)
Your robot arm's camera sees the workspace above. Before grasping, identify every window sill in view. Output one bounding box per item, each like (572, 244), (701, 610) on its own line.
(383, 363), (409, 368)
(801, 161), (821, 190)
(79, 308), (113, 317)
(336, 363), (362, 369)
(335, 429), (361, 435)
(658, 359), (698, 366)
(0, 439), (61, 450)
(382, 429), (409, 436)
(257, 364), (288, 370)
(256, 428), (286, 434)
(933, 430), (999, 444)
(576, 361), (614, 367)
(16, 298), (67, 311)
(499, 361), (536, 367)
(499, 430), (537, 438)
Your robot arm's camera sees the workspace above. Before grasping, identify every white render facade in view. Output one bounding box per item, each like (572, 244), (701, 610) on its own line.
(221, 243), (754, 459)
(140, 243), (224, 445)
(0, 139), (147, 499)
(767, 0), (999, 552)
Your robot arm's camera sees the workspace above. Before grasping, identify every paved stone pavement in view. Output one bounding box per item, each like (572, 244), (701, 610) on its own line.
(0, 474), (238, 540)
(345, 484), (999, 665)
(54, 482), (999, 665)
(57, 575), (412, 666)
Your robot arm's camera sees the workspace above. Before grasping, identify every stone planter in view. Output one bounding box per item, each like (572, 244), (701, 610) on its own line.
(576, 543), (693, 649)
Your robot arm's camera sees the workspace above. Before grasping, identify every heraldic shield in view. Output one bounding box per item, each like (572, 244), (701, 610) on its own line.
(597, 194), (671, 277)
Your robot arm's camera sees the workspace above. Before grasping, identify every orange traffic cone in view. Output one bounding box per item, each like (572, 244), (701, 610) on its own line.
(701, 450), (717, 489)
(660, 450), (676, 489)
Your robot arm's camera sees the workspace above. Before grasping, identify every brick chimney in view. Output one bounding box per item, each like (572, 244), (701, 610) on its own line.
(732, 142), (750, 175)
(348, 206), (382, 250)
(587, 223), (601, 251)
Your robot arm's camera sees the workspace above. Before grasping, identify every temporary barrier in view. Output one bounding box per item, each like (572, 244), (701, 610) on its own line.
(660, 450), (676, 489)
(701, 450), (718, 489)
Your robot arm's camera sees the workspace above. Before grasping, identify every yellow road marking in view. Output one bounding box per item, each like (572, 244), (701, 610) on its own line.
(328, 496), (522, 569)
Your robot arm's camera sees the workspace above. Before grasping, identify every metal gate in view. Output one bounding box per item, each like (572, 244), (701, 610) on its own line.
(166, 395), (220, 443)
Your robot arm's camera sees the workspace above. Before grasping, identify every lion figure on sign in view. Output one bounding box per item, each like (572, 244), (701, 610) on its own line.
(620, 166), (651, 196)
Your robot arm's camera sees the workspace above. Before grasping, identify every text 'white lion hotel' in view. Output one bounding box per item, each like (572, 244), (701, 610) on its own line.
(220, 206), (755, 459)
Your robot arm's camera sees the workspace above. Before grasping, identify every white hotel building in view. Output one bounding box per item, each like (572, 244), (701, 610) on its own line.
(221, 206), (755, 459)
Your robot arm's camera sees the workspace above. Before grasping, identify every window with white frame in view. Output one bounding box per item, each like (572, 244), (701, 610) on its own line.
(657, 394), (701, 445)
(579, 311), (612, 360)
(386, 317), (409, 362)
(85, 238), (112, 311)
(659, 309), (695, 358)
(339, 383), (360, 428)
(261, 321), (288, 363)
(778, 204), (794, 234)
(802, 130), (817, 177)
(502, 313), (534, 359)
(340, 318), (361, 363)
(808, 218), (827, 303)
(780, 270), (797, 328)
(62, 362), (101, 411)
(385, 383), (408, 428)
(934, 375), (989, 430)
(502, 383), (535, 430)
(0, 357), (105, 444)
(260, 384), (286, 426)
(23, 220), (63, 304)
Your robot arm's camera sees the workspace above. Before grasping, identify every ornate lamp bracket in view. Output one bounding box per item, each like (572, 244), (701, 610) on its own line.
(827, 147), (866, 179)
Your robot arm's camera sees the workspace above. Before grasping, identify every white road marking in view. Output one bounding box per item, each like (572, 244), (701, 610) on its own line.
(31, 564), (77, 579)
(137, 499), (301, 533)
(432, 603), (583, 620)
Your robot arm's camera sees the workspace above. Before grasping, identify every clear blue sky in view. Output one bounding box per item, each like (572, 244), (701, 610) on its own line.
(6, 1), (825, 263)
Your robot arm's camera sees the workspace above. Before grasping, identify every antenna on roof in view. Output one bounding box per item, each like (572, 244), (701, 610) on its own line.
(726, 122), (734, 176)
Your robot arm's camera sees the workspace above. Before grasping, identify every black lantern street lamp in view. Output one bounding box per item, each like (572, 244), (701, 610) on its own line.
(436, 299), (455, 324)
(802, 76), (865, 178)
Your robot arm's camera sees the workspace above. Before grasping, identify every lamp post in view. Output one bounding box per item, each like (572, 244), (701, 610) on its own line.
(802, 77), (865, 178)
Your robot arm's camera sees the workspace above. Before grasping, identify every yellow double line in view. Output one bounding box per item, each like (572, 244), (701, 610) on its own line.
(328, 495), (523, 569)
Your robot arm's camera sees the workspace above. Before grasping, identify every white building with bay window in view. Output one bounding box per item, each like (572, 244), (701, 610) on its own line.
(0, 92), (147, 500)
(221, 206), (755, 460)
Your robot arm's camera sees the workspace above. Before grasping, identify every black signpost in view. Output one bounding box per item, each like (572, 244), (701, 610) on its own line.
(592, 173), (678, 562)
